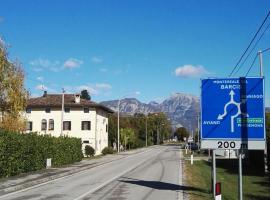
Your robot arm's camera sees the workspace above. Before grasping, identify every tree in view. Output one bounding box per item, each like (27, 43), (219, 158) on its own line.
(120, 128), (136, 150)
(0, 40), (28, 132)
(80, 90), (91, 101)
(174, 127), (189, 141)
(108, 112), (172, 148)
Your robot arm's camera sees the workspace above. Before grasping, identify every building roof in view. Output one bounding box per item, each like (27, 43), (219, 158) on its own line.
(27, 93), (114, 113)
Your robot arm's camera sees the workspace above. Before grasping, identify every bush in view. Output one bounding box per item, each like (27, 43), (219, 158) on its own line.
(85, 145), (95, 157)
(102, 146), (114, 155)
(0, 130), (83, 178)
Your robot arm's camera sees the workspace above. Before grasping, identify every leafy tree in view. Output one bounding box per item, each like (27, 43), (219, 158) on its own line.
(120, 128), (136, 150)
(108, 112), (172, 148)
(80, 89), (91, 100)
(174, 127), (189, 141)
(0, 40), (27, 132)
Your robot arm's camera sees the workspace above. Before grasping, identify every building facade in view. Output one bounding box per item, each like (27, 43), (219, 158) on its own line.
(25, 92), (113, 155)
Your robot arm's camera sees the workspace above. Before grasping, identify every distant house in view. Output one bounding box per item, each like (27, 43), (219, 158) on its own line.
(25, 91), (114, 155)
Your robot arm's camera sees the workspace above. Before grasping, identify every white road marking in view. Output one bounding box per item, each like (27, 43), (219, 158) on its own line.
(73, 148), (163, 200)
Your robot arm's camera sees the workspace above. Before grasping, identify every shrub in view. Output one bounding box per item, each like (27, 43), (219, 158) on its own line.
(102, 146), (114, 155)
(0, 130), (83, 178)
(85, 145), (95, 157)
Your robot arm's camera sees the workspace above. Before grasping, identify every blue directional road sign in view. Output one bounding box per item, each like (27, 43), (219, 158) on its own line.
(201, 77), (265, 150)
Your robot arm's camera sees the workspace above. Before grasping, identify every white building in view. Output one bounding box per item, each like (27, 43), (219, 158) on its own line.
(25, 91), (114, 155)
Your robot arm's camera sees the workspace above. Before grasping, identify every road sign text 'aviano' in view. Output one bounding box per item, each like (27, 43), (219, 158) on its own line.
(201, 77), (265, 150)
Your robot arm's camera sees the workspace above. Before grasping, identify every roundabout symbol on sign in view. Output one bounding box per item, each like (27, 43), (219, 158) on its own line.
(217, 90), (249, 133)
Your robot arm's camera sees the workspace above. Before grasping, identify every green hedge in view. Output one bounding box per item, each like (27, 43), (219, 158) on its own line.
(0, 130), (83, 178)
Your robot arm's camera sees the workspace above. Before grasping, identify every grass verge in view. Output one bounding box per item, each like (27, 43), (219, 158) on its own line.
(184, 155), (270, 200)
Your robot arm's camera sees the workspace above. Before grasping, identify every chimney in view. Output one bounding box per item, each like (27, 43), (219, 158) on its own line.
(74, 94), (80, 103)
(43, 91), (47, 97)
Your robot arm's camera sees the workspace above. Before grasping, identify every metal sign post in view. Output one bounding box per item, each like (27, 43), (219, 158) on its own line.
(213, 150), (216, 197)
(238, 149), (243, 200)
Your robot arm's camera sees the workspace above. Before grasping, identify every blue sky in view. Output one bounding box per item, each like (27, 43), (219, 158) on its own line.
(0, 0), (270, 106)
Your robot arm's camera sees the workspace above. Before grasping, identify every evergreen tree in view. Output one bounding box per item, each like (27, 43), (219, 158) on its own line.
(80, 89), (91, 100)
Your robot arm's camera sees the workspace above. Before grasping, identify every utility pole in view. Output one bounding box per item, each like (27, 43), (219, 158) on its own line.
(61, 88), (65, 136)
(145, 116), (148, 147)
(258, 50), (263, 76)
(117, 99), (120, 153)
(258, 50), (268, 174)
(197, 115), (200, 147)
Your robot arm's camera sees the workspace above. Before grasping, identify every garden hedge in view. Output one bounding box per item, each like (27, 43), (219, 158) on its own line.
(0, 130), (83, 178)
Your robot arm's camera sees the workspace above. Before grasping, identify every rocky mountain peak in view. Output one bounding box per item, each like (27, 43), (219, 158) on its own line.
(101, 93), (200, 132)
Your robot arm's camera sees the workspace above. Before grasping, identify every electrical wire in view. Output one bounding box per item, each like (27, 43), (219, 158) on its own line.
(262, 47), (270, 53)
(233, 22), (270, 76)
(245, 53), (258, 76)
(229, 10), (270, 77)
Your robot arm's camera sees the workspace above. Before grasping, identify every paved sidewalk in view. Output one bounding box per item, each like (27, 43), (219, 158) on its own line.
(0, 147), (155, 196)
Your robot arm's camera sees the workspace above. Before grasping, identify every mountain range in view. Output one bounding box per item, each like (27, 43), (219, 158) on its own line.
(101, 93), (270, 132)
(101, 93), (200, 132)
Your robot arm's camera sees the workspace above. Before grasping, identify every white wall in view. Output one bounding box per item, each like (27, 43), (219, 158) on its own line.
(25, 107), (109, 155)
(95, 109), (109, 154)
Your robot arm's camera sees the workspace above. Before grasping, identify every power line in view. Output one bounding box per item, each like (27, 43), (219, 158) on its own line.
(233, 22), (270, 76)
(245, 46), (270, 76)
(229, 10), (270, 77)
(245, 53), (258, 76)
(262, 47), (270, 53)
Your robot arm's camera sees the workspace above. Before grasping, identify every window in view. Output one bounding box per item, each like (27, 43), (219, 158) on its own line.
(106, 124), (108, 132)
(49, 119), (54, 130)
(64, 107), (70, 113)
(63, 121), (71, 131)
(45, 108), (51, 113)
(81, 121), (91, 130)
(41, 119), (47, 131)
(83, 140), (90, 144)
(84, 107), (89, 113)
(26, 121), (33, 131)
(26, 108), (31, 113)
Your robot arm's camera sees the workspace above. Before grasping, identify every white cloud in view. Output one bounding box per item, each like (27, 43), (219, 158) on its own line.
(65, 83), (112, 96)
(30, 58), (83, 71)
(29, 58), (61, 72)
(174, 64), (208, 78)
(35, 84), (48, 91)
(95, 83), (112, 90)
(63, 58), (83, 69)
(91, 56), (103, 64)
(36, 76), (44, 81)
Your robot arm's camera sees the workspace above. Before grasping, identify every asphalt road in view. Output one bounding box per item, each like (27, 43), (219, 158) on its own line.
(1, 145), (185, 200)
